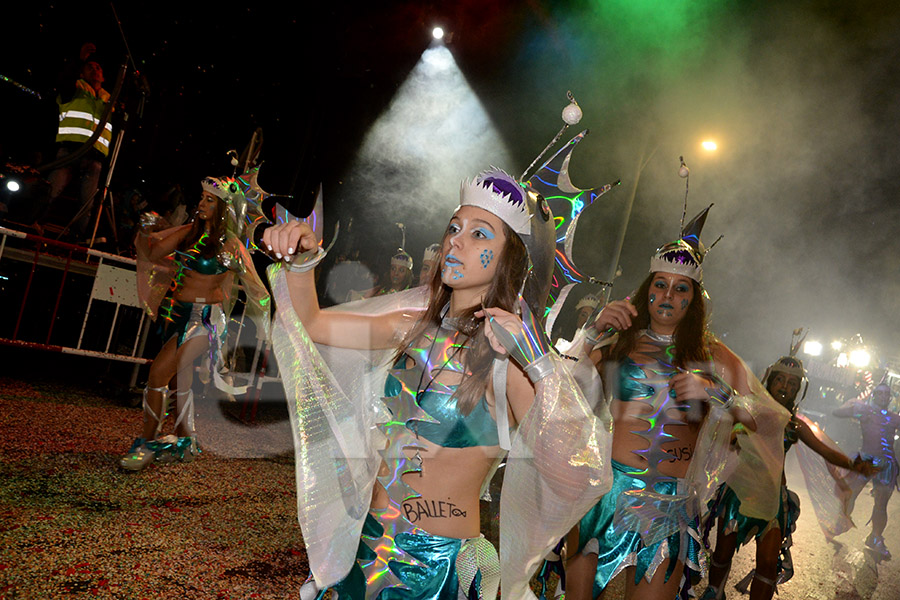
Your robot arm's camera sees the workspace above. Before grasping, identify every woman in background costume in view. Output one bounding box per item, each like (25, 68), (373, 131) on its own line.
(120, 176), (269, 471)
(703, 338), (877, 600)
(832, 382), (900, 560)
(263, 166), (612, 599)
(566, 199), (789, 600)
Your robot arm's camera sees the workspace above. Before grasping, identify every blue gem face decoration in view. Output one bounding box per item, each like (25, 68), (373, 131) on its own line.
(480, 249), (494, 269)
(649, 293), (656, 305)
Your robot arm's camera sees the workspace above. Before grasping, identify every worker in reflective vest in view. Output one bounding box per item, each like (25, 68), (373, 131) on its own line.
(36, 48), (113, 241)
(56, 60), (113, 156)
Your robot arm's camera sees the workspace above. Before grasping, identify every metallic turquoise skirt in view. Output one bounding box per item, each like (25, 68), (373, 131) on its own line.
(318, 514), (494, 599)
(578, 460), (702, 597)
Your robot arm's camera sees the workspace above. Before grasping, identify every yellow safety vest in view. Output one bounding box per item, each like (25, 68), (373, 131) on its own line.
(56, 80), (113, 157)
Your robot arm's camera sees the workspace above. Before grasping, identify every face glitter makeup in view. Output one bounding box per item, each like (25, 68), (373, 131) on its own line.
(480, 249), (494, 268)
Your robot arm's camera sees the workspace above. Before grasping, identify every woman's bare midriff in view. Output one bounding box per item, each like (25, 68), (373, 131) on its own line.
(610, 399), (700, 480)
(370, 438), (500, 539)
(174, 270), (228, 304)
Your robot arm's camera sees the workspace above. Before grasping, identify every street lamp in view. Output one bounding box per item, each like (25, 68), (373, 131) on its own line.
(803, 340), (823, 356)
(849, 349), (871, 368)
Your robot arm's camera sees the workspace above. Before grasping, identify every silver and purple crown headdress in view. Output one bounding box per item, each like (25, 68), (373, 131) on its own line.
(575, 294), (600, 313)
(649, 206), (710, 282)
(391, 249), (413, 270)
(422, 243), (441, 264)
(458, 168), (556, 313)
(457, 92), (620, 321)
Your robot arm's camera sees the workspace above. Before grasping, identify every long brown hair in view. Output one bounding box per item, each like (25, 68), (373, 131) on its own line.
(394, 223), (529, 415)
(609, 272), (711, 369)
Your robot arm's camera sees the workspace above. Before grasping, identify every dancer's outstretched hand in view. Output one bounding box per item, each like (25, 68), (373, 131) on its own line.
(854, 456), (881, 478)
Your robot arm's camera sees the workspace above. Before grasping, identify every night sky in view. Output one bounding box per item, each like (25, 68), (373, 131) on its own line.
(2, 0), (899, 376)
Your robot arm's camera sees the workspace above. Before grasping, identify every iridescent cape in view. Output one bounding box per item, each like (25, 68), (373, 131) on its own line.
(267, 264), (613, 597)
(135, 226), (270, 339)
(794, 414), (867, 539)
(688, 344), (792, 525)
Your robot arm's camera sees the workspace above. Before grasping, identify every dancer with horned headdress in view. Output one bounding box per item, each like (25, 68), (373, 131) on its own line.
(120, 175), (269, 471)
(566, 160), (789, 600)
(262, 97), (621, 599)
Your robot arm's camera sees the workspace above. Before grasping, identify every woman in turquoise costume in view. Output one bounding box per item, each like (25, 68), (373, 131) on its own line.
(703, 346), (877, 600)
(263, 168), (611, 599)
(565, 206), (789, 600)
(120, 176), (269, 471)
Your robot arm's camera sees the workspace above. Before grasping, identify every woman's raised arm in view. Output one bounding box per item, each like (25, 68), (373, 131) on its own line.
(141, 224), (192, 262)
(264, 220), (420, 349)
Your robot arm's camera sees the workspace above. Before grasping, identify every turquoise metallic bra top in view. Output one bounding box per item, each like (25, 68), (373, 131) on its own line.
(383, 373), (499, 448)
(184, 254), (229, 275)
(618, 355), (688, 414)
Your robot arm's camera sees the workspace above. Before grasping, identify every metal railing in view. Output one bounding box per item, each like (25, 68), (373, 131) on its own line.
(0, 226), (277, 411)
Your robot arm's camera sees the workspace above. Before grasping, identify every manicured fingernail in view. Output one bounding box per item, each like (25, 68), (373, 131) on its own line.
(267, 245), (272, 251)
(285, 255), (292, 262)
(288, 247), (294, 254)
(275, 252), (282, 259)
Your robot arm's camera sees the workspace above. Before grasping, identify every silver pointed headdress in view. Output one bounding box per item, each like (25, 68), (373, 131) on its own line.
(649, 157), (722, 283)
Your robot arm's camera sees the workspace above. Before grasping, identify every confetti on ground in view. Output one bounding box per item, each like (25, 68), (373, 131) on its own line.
(0, 377), (308, 599)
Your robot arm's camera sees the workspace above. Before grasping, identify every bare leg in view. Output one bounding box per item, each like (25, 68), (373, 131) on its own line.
(566, 550), (599, 600)
(865, 484), (893, 558)
(871, 484), (891, 538)
(625, 560), (682, 600)
(749, 528), (781, 600)
(704, 517), (736, 598)
(141, 337), (179, 439)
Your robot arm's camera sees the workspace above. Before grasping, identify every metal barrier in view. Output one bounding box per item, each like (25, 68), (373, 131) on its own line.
(0, 226), (275, 402)
(0, 226), (150, 363)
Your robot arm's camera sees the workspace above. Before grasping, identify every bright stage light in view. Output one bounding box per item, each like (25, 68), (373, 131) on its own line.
(701, 140), (717, 151)
(432, 27), (444, 40)
(849, 349), (871, 368)
(831, 340), (842, 351)
(329, 45), (512, 303)
(6, 180), (20, 192)
(803, 340), (823, 356)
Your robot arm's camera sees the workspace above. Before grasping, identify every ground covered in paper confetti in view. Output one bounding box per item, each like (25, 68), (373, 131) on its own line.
(3, 367), (900, 600)
(0, 375), (307, 600)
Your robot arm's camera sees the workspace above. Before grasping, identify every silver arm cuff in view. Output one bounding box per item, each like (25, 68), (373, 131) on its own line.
(705, 377), (735, 409)
(284, 247), (327, 273)
(524, 354), (555, 383)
